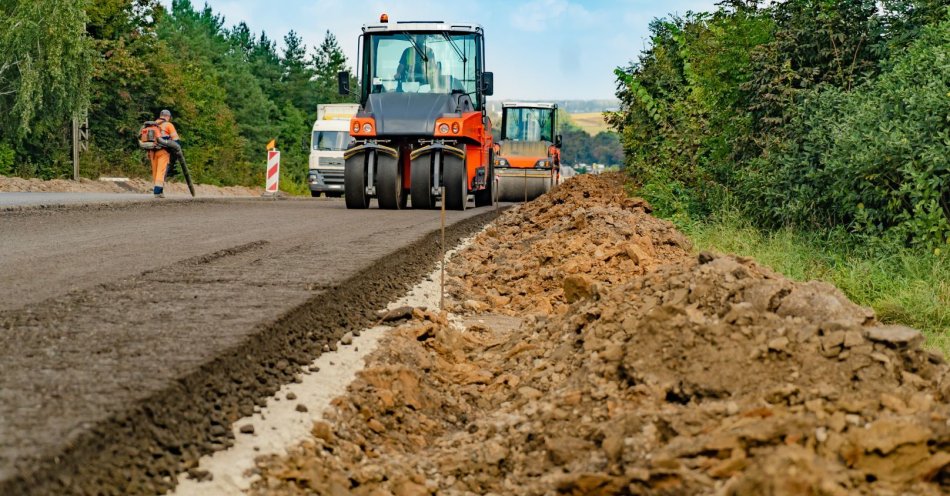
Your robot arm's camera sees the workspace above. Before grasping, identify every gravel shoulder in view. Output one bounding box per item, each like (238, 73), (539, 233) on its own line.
(0, 199), (499, 495)
(252, 175), (950, 495)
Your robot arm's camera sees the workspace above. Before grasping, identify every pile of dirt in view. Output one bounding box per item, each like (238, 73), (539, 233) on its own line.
(448, 174), (690, 316)
(0, 175), (260, 196)
(251, 176), (950, 495)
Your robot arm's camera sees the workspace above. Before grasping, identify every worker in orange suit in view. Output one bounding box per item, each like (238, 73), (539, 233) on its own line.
(148, 109), (180, 198)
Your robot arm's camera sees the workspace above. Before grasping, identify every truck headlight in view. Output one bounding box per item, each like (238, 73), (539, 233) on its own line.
(496, 158), (508, 166)
(535, 159), (550, 168)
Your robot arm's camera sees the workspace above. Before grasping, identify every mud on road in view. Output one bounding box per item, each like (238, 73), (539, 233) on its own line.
(254, 175), (950, 495)
(0, 199), (499, 495)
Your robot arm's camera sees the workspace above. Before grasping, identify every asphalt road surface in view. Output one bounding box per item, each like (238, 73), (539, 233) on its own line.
(0, 192), (168, 208)
(0, 197), (497, 495)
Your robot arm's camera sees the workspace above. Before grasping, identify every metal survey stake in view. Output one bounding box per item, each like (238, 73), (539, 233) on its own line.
(440, 185), (447, 312)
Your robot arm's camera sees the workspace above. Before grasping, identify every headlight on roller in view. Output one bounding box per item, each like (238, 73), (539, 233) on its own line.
(451, 123), (460, 134)
(362, 123), (372, 133)
(496, 158), (508, 166)
(535, 159), (550, 168)
(438, 123), (450, 134)
(352, 122), (360, 133)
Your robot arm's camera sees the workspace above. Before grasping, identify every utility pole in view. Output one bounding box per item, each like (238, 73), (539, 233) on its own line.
(72, 116), (88, 181)
(73, 21), (89, 182)
(72, 117), (79, 181)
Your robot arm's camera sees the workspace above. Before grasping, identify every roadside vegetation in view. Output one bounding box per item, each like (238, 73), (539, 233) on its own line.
(611, 0), (949, 349)
(0, 0), (356, 191)
(669, 205), (950, 354)
(559, 112), (624, 167)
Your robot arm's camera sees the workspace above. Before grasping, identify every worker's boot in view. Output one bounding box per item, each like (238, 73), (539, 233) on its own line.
(153, 186), (165, 198)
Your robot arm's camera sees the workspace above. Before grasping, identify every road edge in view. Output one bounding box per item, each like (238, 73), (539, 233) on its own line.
(1, 208), (503, 496)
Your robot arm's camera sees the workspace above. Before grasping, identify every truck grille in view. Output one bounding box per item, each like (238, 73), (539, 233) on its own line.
(319, 157), (344, 167)
(318, 170), (344, 185)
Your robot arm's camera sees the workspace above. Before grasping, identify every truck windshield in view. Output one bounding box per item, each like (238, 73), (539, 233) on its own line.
(504, 108), (554, 142)
(312, 131), (349, 151)
(367, 32), (477, 98)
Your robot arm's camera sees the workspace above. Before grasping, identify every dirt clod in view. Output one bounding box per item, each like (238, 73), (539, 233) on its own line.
(186, 469), (213, 482)
(379, 306), (415, 322)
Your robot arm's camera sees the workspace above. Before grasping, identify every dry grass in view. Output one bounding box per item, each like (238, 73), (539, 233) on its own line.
(569, 112), (611, 135)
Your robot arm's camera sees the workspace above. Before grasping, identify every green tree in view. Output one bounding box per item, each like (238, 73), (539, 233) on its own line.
(311, 30), (357, 105)
(0, 0), (93, 177)
(83, 0), (167, 177)
(0, 0), (357, 192)
(279, 30), (314, 112)
(611, 0), (950, 247)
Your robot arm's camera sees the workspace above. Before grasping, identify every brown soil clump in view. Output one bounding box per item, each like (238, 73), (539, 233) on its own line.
(448, 173), (691, 316)
(251, 175), (950, 495)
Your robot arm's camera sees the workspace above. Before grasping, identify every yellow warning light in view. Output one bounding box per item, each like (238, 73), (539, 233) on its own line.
(380, 13), (389, 23)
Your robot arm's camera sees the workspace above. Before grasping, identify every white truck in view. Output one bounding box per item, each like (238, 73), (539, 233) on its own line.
(307, 103), (359, 197)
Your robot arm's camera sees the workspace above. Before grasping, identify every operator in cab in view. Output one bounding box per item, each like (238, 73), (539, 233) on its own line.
(395, 34), (436, 91)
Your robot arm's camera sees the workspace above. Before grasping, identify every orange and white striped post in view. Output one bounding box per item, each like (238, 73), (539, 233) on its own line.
(266, 150), (280, 193)
(265, 138), (279, 196)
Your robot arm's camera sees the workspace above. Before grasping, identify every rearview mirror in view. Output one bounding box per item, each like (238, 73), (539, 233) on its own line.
(338, 71), (350, 95)
(481, 72), (494, 96)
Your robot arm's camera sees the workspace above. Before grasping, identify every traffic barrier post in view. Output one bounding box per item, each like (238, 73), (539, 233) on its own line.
(265, 149), (280, 196)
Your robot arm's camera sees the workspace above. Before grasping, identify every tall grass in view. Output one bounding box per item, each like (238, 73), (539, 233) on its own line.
(668, 208), (950, 355)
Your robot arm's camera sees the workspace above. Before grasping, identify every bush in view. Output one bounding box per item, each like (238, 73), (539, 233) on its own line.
(613, 3), (949, 249)
(0, 143), (13, 175)
(760, 17), (950, 247)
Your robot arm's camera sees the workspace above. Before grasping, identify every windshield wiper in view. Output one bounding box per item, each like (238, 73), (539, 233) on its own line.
(402, 34), (429, 63)
(442, 32), (466, 63)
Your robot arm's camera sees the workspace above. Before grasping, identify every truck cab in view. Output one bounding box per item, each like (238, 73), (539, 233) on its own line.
(308, 103), (360, 197)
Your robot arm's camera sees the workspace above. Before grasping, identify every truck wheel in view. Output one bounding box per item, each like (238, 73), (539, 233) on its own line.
(377, 157), (404, 210)
(444, 160), (467, 211)
(344, 151), (371, 209)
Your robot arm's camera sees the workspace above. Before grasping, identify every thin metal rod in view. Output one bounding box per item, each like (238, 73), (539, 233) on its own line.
(440, 184), (446, 313)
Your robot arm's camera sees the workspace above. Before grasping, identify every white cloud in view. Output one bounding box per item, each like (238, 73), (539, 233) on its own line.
(508, 0), (591, 32)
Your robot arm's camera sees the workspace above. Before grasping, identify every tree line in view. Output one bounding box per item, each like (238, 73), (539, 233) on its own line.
(609, 0), (949, 248)
(0, 0), (356, 189)
(559, 114), (624, 167)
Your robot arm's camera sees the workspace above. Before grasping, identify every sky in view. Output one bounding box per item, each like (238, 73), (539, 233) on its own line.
(162, 0), (719, 101)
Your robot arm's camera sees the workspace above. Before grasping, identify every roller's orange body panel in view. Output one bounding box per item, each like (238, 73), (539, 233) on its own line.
(435, 111), (493, 190)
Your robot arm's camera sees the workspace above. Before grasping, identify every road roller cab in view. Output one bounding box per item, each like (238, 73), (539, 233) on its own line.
(494, 102), (562, 202)
(338, 15), (495, 210)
